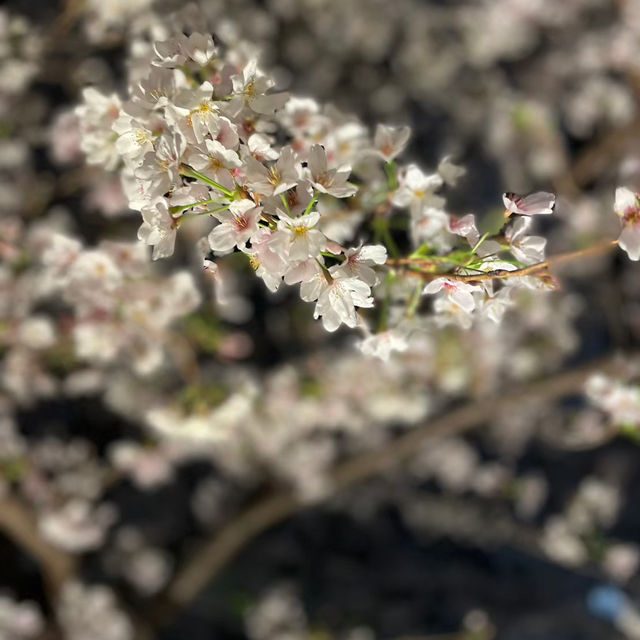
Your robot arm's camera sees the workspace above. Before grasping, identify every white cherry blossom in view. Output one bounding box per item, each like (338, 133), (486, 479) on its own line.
(614, 187), (640, 261)
(423, 277), (482, 314)
(307, 144), (357, 198)
(207, 199), (262, 254)
(392, 164), (444, 215)
(334, 244), (387, 286)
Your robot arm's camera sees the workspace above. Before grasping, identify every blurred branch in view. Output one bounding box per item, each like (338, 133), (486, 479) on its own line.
(0, 492), (157, 640)
(149, 353), (628, 631)
(554, 115), (640, 197)
(44, 0), (86, 52)
(0, 493), (76, 597)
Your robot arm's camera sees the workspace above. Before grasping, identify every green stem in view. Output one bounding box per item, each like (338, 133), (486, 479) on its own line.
(170, 199), (220, 214)
(179, 165), (234, 197)
(374, 218), (401, 258)
(303, 194), (318, 216)
(315, 257), (333, 284)
(470, 231), (489, 254)
(406, 282), (423, 318)
(384, 160), (398, 191)
(280, 193), (291, 214)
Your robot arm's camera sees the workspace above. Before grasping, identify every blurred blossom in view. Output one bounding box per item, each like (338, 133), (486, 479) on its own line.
(0, 597), (44, 640)
(0, 0), (640, 636)
(245, 584), (308, 640)
(57, 583), (133, 640)
(40, 500), (116, 552)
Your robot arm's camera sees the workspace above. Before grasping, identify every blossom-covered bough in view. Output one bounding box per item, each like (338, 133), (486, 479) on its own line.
(2, 2), (640, 638)
(77, 29), (638, 358)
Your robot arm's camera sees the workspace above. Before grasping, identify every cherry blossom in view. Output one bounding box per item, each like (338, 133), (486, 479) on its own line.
(614, 187), (640, 261)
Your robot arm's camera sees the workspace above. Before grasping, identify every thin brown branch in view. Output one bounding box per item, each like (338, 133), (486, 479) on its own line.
(0, 493), (76, 597)
(389, 239), (618, 283)
(43, 0), (86, 52)
(568, 115), (640, 190)
(149, 353), (627, 629)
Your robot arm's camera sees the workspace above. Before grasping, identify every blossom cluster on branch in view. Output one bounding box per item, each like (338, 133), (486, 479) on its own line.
(77, 29), (638, 359)
(1, 2), (640, 638)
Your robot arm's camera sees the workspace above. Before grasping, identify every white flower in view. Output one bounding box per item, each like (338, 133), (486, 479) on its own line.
(502, 191), (556, 216)
(423, 277), (482, 313)
(411, 207), (450, 245)
(358, 329), (408, 361)
(41, 233), (82, 283)
(152, 37), (187, 68)
(372, 124), (411, 161)
(264, 180), (314, 217)
(505, 216), (546, 265)
(180, 33), (217, 66)
(477, 287), (514, 324)
(131, 67), (177, 110)
(109, 442), (174, 489)
(230, 58), (289, 115)
(73, 322), (121, 364)
(137, 198), (179, 259)
(75, 87), (121, 170)
(17, 316), (56, 350)
(448, 213), (479, 243)
(614, 187), (640, 261)
(169, 82), (221, 144)
(186, 138), (241, 193)
(244, 145), (299, 196)
(113, 113), (155, 167)
(334, 244), (387, 286)
(275, 211), (326, 262)
(284, 258), (325, 299)
(0, 596), (43, 639)
(135, 132), (186, 201)
(437, 156), (466, 187)
(280, 96), (323, 136)
(214, 117), (240, 150)
(313, 270), (374, 332)
(207, 199), (262, 254)
(307, 144), (357, 198)
(67, 250), (123, 308)
(242, 228), (288, 292)
(392, 164), (444, 215)
(246, 132), (279, 162)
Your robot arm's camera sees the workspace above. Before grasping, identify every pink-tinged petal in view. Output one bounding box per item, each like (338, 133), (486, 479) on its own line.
(614, 187), (638, 217)
(423, 279), (445, 295)
(448, 213), (478, 238)
(503, 191), (555, 215)
(451, 288), (476, 313)
(618, 225), (640, 261)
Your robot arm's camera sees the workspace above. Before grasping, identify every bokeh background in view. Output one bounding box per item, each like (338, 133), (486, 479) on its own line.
(1, 1), (640, 639)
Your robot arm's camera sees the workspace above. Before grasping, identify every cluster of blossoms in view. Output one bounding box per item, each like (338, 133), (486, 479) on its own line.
(39, 232), (201, 375)
(1, 215), (201, 407)
(1, 3), (640, 639)
(77, 33), (392, 334)
(77, 27), (640, 355)
(156, 0), (640, 193)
